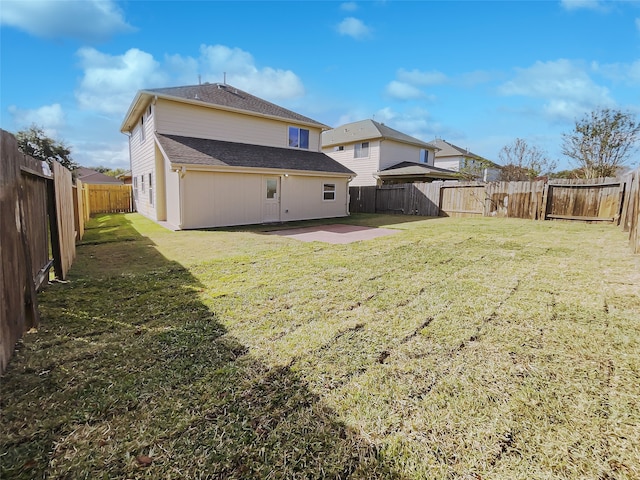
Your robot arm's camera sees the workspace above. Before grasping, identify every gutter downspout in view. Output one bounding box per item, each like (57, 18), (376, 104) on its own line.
(178, 166), (186, 229)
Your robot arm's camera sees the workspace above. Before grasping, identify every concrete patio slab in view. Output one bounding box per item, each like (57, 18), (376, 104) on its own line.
(268, 224), (400, 244)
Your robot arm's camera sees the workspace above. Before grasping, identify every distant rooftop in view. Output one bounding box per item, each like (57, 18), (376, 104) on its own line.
(322, 119), (438, 149)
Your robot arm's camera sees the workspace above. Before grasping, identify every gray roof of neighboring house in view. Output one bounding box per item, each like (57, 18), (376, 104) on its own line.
(322, 119), (438, 149)
(377, 161), (459, 179)
(76, 167), (124, 184)
(430, 139), (499, 167)
(156, 134), (355, 175)
(121, 83), (328, 132)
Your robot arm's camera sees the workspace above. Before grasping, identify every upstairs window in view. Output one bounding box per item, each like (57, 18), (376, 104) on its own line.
(354, 142), (369, 158)
(420, 149), (430, 164)
(323, 183), (336, 201)
(288, 126), (309, 149)
(140, 116), (145, 143)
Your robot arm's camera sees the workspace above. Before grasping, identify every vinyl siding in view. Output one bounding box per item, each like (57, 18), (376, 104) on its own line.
(280, 176), (349, 221)
(379, 140), (434, 170)
(322, 140), (380, 187)
(130, 105), (157, 219)
(434, 157), (462, 172)
(155, 99), (322, 151)
(179, 171), (349, 229)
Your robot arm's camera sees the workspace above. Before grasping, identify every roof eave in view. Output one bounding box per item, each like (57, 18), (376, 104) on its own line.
(167, 162), (354, 177)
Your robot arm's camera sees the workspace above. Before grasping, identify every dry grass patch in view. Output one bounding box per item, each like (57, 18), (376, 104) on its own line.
(2, 213), (639, 479)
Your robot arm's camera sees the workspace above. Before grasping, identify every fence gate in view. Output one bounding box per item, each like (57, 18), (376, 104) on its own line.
(440, 184), (485, 217)
(376, 185), (408, 214)
(543, 180), (624, 222)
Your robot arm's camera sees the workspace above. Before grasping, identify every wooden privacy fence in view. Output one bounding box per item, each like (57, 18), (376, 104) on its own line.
(0, 129), (78, 373)
(85, 184), (133, 215)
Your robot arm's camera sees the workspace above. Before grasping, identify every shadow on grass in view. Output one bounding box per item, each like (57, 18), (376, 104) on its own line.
(1, 215), (394, 479)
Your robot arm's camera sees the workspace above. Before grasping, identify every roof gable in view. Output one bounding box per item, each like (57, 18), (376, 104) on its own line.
(121, 83), (328, 133)
(322, 119), (437, 149)
(431, 139), (482, 159)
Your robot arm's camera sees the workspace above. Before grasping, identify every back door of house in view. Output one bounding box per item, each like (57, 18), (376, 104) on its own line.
(262, 176), (280, 222)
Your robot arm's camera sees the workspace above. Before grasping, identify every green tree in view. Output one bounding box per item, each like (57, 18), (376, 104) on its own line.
(561, 108), (640, 179)
(15, 125), (77, 170)
(498, 138), (556, 181)
(89, 166), (127, 177)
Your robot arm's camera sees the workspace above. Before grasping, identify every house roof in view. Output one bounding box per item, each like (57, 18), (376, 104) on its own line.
(155, 134), (355, 175)
(430, 139), (499, 167)
(76, 167), (124, 184)
(377, 161), (459, 180)
(121, 83), (329, 133)
(322, 119), (438, 149)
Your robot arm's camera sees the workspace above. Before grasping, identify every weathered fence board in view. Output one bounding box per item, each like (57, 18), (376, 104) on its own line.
(624, 169), (639, 253)
(440, 184), (485, 217)
(73, 179), (85, 241)
(349, 186), (376, 213)
(408, 182), (441, 217)
(376, 185), (408, 214)
(1, 130), (40, 373)
(544, 181), (623, 222)
(485, 181), (546, 220)
(52, 162), (76, 280)
(86, 184), (133, 215)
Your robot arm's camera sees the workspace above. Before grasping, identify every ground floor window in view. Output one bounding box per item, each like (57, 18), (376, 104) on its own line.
(323, 183), (336, 201)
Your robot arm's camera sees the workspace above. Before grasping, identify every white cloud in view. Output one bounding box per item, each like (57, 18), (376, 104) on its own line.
(560, 0), (603, 11)
(0, 0), (133, 42)
(197, 45), (305, 100)
(591, 59), (640, 85)
(397, 68), (448, 86)
(8, 103), (65, 136)
(373, 106), (449, 142)
(385, 81), (426, 100)
(499, 59), (614, 121)
(337, 17), (371, 40)
(75, 47), (168, 116)
(340, 2), (358, 12)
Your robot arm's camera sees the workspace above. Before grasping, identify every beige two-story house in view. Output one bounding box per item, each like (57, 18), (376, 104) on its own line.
(120, 83), (354, 229)
(430, 139), (501, 182)
(321, 119), (457, 186)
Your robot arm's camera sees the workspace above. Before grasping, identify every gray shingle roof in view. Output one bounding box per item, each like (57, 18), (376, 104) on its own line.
(156, 134), (355, 175)
(378, 161), (458, 179)
(322, 119), (438, 149)
(146, 83), (328, 128)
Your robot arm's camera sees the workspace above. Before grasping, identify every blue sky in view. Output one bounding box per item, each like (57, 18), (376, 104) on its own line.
(1, 0), (639, 171)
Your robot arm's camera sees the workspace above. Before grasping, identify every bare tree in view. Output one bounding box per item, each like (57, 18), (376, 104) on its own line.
(498, 138), (556, 181)
(561, 108), (640, 179)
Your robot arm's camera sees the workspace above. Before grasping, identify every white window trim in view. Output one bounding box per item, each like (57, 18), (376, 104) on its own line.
(288, 126), (310, 150)
(354, 141), (369, 158)
(322, 183), (336, 202)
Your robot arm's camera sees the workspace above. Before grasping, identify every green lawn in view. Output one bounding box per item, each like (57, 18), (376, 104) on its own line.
(2, 213), (639, 479)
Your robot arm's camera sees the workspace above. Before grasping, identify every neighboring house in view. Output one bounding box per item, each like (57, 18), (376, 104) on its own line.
(430, 139), (501, 182)
(76, 167), (124, 184)
(116, 170), (132, 185)
(120, 83), (354, 229)
(321, 119), (456, 186)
